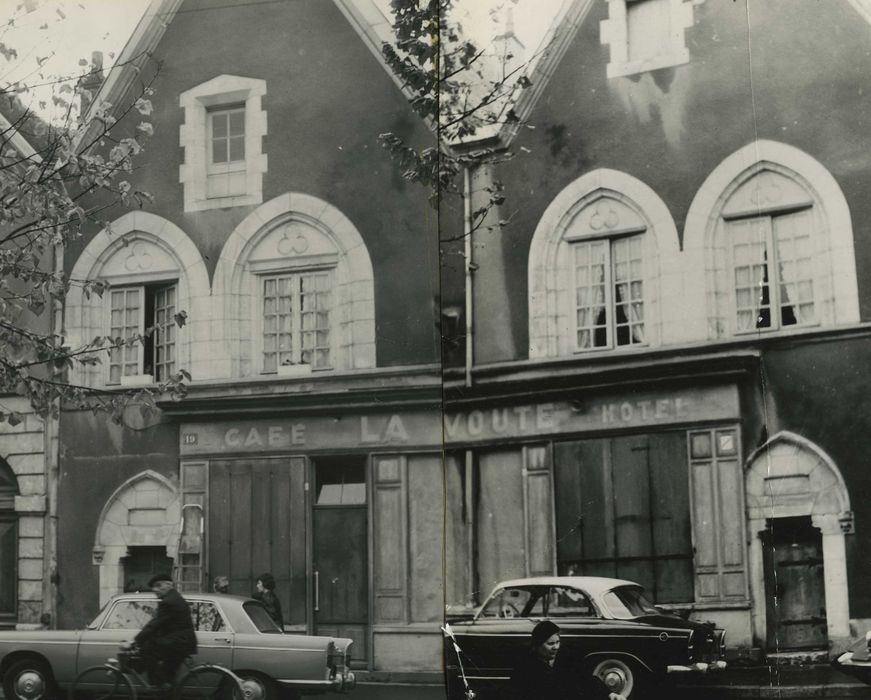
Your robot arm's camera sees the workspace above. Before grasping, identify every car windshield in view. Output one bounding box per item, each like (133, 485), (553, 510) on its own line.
(477, 585), (596, 619)
(243, 601), (283, 633)
(602, 586), (659, 619)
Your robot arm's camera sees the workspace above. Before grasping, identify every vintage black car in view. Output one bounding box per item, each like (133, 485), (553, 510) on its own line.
(444, 576), (726, 699)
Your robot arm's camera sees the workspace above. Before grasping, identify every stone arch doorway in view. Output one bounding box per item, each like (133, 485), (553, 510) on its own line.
(745, 432), (851, 651)
(92, 470), (181, 606)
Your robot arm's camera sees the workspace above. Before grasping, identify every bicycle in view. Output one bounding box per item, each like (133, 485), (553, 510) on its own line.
(68, 644), (246, 700)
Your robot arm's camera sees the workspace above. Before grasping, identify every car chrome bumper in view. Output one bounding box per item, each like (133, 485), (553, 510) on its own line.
(667, 661), (727, 673)
(277, 671), (356, 693)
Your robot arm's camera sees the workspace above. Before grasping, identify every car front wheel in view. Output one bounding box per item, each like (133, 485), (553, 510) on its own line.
(591, 658), (638, 698)
(2, 659), (57, 700)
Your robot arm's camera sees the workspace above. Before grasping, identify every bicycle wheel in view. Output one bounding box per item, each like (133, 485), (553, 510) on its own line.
(172, 665), (241, 700)
(69, 665), (136, 700)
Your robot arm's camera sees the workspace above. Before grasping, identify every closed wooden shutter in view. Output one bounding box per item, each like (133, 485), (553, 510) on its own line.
(372, 455), (407, 624)
(689, 429), (747, 602)
(522, 445), (556, 577)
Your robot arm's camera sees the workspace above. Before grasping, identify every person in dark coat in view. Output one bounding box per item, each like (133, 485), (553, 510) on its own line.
(252, 572), (284, 629)
(510, 620), (625, 700)
(134, 573), (198, 687)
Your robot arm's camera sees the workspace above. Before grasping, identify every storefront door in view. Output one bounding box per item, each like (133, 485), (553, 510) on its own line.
(762, 516), (827, 650)
(312, 457), (368, 666)
(207, 458), (307, 628)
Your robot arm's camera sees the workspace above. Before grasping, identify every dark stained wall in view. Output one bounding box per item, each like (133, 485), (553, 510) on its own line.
(57, 412), (178, 628)
(758, 335), (871, 618)
(476, 0), (871, 362)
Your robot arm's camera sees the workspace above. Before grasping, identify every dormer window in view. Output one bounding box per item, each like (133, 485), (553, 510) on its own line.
(600, 0), (694, 78)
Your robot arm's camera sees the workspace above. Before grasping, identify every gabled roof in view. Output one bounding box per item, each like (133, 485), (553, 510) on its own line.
(86, 0), (413, 126)
(0, 93), (48, 162)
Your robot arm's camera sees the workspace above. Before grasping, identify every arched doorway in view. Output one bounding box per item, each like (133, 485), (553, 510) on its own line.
(745, 432), (851, 651)
(0, 459), (18, 627)
(92, 470), (180, 606)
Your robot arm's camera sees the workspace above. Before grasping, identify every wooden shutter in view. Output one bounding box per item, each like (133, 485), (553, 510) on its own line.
(522, 445), (556, 577)
(690, 429), (747, 602)
(372, 455), (407, 624)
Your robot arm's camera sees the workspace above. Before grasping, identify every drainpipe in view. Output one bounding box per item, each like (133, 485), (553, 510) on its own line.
(44, 241), (64, 628)
(463, 166), (474, 388)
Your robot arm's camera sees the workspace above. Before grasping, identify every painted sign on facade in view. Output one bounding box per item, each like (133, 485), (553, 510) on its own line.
(179, 385), (738, 454)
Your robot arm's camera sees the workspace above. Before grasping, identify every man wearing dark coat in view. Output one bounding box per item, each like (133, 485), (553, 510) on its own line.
(510, 620), (625, 700)
(134, 573), (198, 686)
(252, 572), (284, 629)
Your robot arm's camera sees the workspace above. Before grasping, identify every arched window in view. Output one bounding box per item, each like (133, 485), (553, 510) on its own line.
(528, 169), (679, 358)
(0, 458), (18, 625)
(213, 193), (375, 378)
(684, 141), (860, 338)
(65, 212), (209, 385)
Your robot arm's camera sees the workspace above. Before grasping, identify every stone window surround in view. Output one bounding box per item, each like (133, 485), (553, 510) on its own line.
(179, 74), (268, 213)
(65, 211), (210, 387)
(744, 431), (852, 648)
(600, 0), (696, 79)
(92, 470), (181, 607)
(528, 168), (680, 359)
(211, 192), (376, 379)
(683, 139), (861, 340)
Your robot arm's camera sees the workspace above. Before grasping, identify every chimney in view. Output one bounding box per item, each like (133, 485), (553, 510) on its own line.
(77, 51), (105, 118)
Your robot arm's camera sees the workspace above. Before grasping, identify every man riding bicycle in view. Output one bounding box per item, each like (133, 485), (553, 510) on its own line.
(134, 573), (197, 687)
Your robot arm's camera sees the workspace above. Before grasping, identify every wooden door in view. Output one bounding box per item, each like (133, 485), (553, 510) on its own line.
(312, 457), (368, 665)
(763, 517), (827, 650)
(208, 458), (307, 629)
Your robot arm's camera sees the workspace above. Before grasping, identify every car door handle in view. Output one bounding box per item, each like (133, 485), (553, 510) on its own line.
(214, 637), (232, 644)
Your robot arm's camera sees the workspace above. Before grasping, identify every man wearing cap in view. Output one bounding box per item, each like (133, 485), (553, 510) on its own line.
(134, 574), (198, 687)
(510, 620), (626, 700)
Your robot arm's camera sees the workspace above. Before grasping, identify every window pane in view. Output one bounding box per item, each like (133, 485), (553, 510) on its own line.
(612, 235), (644, 346)
(228, 110), (245, 135)
(211, 113), (228, 137)
(229, 135), (245, 162)
(573, 241), (609, 349)
(212, 139), (227, 164)
(773, 210), (815, 326)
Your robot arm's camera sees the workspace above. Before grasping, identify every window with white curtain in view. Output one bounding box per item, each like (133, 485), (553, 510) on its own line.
(573, 234), (645, 350)
(260, 270), (333, 372)
(728, 209), (815, 333)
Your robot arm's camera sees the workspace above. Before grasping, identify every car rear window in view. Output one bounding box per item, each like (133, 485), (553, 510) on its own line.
(243, 602), (283, 633)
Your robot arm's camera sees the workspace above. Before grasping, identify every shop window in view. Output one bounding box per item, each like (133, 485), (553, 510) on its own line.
(689, 428), (747, 602)
(179, 75), (267, 212)
(315, 458), (366, 506)
(0, 459), (18, 624)
(553, 433), (694, 603)
(260, 269), (333, 373)
(600, 0), (694, 78)
(107, 282), (178, 384)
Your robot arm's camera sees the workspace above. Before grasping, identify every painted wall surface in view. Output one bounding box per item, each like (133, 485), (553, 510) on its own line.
(475, 0), (871, 361)
(65, 0), (440, 368)
(57, 412), (178, 628)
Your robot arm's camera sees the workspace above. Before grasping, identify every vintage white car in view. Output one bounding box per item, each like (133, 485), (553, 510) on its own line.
(0, 593), (355, 700)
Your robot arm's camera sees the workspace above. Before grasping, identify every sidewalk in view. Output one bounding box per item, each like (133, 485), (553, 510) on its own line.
(671, 664), (871, 699)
